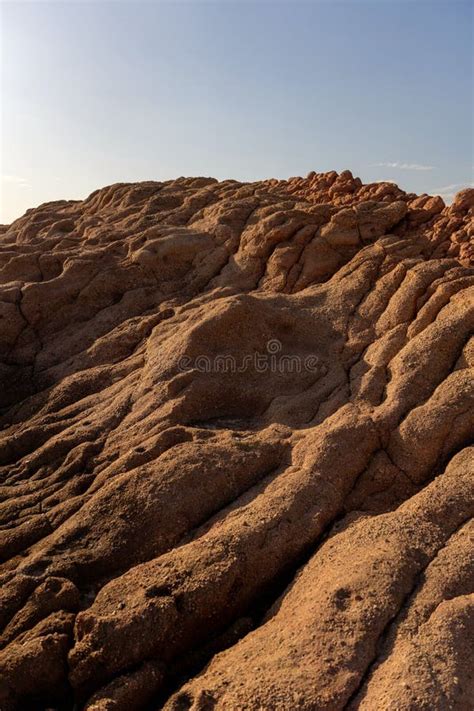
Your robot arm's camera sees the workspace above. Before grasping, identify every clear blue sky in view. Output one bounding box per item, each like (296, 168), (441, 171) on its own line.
(1, 0), (472, 223)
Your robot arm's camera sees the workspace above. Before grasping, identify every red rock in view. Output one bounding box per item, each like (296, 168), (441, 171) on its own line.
(0, 172), (472, 709)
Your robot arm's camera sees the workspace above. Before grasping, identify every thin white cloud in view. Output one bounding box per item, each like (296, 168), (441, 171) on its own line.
(432, 181), (474, 204)
(435, 182), (474, 192)
(370, 162), (435, 171)
(1, 174), (31, 188)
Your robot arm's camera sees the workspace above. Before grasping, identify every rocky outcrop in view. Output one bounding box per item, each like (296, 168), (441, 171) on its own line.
(0, 172), (473, 710)
(267, 171), (473, 266)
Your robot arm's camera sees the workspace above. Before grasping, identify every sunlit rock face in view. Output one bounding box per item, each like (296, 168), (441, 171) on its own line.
(0, 173), (473, 710)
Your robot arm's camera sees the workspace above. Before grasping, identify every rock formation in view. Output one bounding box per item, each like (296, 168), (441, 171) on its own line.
(0, 171), (473, 710)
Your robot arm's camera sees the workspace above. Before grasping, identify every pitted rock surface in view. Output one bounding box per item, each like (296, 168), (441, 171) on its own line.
(0, 172), (473, 710)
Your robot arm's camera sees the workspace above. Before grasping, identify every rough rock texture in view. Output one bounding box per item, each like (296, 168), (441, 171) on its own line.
(0, 171), (473, 710)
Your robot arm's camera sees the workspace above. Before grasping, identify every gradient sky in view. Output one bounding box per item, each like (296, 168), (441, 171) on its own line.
(1, 0), (472, 224)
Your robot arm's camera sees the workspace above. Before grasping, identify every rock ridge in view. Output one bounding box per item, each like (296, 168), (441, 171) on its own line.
(0, 171), (473, 710)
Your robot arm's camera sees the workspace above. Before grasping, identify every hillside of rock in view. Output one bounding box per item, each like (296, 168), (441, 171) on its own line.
(0, 171), (473, 710)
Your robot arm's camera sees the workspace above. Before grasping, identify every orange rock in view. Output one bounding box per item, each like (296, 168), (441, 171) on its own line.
(0, 172), (472, 709)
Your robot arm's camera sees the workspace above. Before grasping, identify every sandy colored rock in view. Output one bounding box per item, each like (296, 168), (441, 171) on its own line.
(0, 172), (473, 709)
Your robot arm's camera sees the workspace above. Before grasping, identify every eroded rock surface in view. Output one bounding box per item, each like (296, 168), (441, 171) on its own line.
(0, 172), (473, 710)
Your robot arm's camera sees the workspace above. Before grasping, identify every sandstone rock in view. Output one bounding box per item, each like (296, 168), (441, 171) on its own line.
(0, 172), (472, 709)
